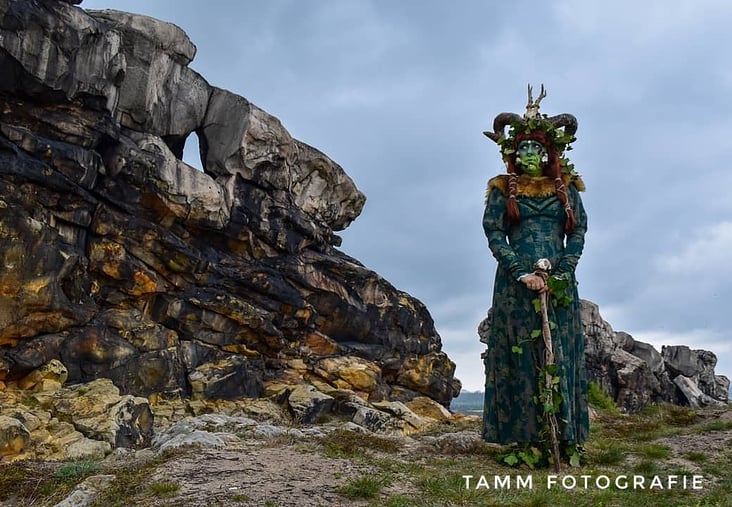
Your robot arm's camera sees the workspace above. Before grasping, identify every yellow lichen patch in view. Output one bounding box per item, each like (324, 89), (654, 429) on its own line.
(397, 354), (437, 390)
(20, 276), (51, 295)
(302, 332), (340, 355)
(89, 240), (126, 280)
(130, 271), (157, 295)
(0, 280), (21, 297)
(166, 251), (195, 273)
(397, 296), (416, 311)
(221, 344), (261, 357)
(294, 307), (313, 321)
(316, 356), (381, 392)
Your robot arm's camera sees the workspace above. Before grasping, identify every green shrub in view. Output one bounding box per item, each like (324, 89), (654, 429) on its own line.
(587, 381), (619, 414)
(54, 461), (100, 482)
(147, 481), (179, 497)
(337, 475), (390, 499)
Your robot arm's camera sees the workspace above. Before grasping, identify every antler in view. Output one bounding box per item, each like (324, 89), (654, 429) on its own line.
(524, 83), (547, 119)
(527, 83), (547, 108)
(535, 84), (546, 107)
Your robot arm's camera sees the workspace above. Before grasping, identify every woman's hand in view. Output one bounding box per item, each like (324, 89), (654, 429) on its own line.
(520, 274), (548, 292)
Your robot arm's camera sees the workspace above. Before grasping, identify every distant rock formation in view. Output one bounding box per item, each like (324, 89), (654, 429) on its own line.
(580, 300), (729, 411)
(478, 300), (729, 412)
(0, 0), (458, 416)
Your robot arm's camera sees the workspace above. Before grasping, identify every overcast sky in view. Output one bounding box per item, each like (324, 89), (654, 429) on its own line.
(81, 0), (732, 392)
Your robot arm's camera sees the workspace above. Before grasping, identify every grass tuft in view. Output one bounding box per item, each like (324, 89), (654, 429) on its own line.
(587, 381), (620, 414)
(684, 451), (708, 463)
(698, 420), (732, 433)
(54, 461), (100, 481)
(146, 480), (180, 497)
(337, 474), (391, 499)
(633, 443), (671, 460)
(632, 459), (660, 475)
(320, 429), (401, 459)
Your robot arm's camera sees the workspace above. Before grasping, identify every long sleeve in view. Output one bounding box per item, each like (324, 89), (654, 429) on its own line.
(482, 188), (532, 280)
(555, 184), (587, 277)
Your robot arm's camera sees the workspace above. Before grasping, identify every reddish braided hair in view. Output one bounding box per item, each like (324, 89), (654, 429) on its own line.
(503, 130), (576, 234)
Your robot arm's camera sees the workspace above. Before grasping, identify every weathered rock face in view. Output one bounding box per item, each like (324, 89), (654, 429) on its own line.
(0, 0), (458, 409)
(579, 300), (729, 411)
(478, 300), (729, 412)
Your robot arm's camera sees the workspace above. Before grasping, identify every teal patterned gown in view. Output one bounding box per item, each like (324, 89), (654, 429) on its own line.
(482, 174), (589, 445)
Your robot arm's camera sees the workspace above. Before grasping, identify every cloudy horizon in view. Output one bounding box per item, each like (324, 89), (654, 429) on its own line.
(80, 0), (732, 392)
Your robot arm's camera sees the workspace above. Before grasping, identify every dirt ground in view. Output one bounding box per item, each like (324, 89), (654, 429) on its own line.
(144, 443), (381, 507)
(126, 408), (732, 506)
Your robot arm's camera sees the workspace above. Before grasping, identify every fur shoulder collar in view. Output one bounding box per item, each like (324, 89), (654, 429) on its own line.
(486, 174), (585, 200)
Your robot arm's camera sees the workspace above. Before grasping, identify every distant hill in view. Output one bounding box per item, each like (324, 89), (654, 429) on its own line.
(450, 390), (483, 415)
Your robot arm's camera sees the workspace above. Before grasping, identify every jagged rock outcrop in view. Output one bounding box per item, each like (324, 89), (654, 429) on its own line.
(0, 0), (458, 423)
(478, 300), (729, 412)
(580, 300), (729, 411)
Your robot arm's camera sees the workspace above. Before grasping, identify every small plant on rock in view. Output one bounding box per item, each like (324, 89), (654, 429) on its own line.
(54, 461), (100, 482)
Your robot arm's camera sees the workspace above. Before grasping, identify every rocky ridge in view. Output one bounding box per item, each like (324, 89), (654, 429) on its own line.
(0, 0), (459, 435)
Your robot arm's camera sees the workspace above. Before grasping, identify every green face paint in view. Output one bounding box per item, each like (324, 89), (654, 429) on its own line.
(516, 140), (546, 177)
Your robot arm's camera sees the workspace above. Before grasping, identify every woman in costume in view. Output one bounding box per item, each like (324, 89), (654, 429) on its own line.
(481, 85), (589, 458)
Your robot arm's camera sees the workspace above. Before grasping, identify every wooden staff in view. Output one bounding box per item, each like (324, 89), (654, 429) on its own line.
(534, 258), (561, 473)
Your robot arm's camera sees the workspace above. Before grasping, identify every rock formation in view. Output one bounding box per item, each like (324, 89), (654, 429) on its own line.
(479, 300), (730, 412)
(0, 0), (459, 429)
(580, 300), (729, 411)
(0, 359), (457, 461)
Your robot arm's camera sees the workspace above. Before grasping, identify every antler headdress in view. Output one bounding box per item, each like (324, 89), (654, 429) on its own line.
(483, 84), (578, 146)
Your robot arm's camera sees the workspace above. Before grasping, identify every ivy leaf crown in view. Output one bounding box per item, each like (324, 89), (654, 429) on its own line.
(497, 118), (578, 177)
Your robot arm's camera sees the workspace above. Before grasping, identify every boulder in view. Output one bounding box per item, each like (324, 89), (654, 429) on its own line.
(200, 87), (365, 234)
(396, 352), (457, 406)
(188, 356), (265, 401)
(54, 475), (117, 507)
(287, 384), (335, 424)
(663, 345), (729, 402)
(630, 340), (664, 375)
(371, 400), (428, 434)
(315, 356), (381, 393)
(405, 396), (454, 422)
(610, 349), (660, 412)
(662, 345), (700, 378)
(17, 359), (68, 392)
(0, 415), (31, 458)
(673, 375), (726, 408)
(352, 406), (391, 432)
(51, 378), (153, 448)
